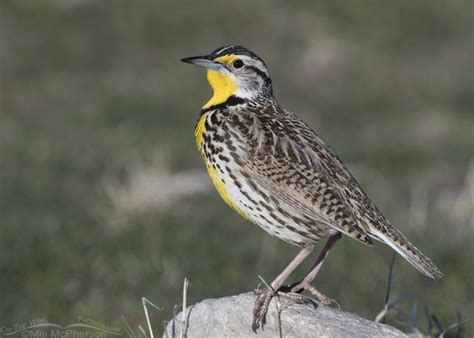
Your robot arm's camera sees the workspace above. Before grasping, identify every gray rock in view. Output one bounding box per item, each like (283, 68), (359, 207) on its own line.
(164, 292), (407, 337)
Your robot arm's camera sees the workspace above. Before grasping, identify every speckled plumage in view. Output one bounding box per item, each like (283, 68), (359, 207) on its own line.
(197, 88), (442, 279)
(184, 45), (442, 331)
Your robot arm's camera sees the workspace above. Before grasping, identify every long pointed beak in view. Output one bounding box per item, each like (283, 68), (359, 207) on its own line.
(180, 55), (224, 71)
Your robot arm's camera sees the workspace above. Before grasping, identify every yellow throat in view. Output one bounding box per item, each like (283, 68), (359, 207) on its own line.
(202, 55), (238, 109)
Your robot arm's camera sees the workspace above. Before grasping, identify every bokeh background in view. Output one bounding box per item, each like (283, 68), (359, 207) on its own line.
(1, 0), (473, 335)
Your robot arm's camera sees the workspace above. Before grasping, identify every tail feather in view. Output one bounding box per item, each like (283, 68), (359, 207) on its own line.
(369, 226), (443, 280)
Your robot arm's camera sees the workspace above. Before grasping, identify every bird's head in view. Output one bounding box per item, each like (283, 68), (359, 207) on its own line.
(181, 45), (273, 109)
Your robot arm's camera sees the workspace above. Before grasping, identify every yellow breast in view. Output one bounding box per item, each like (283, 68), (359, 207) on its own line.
(195, 112), (209, 151)
(206, 162), (250, 220)
(195, 113), (250, 220)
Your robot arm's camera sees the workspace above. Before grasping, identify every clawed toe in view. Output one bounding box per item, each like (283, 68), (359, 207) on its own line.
(253, 281), (338, 333)
(252, 288), (274, 332)
(306, 285), (337, 306)
(252, 286), (311, 332)
(291, 281), (340, 308)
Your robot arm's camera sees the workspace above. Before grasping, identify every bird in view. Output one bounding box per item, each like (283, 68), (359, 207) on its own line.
(181, 45), (443, 331)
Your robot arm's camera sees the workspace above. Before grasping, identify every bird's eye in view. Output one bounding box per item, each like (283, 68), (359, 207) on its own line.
(233, 60), (244, 69)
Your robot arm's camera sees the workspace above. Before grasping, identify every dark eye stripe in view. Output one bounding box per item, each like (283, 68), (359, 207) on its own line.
(247, 65), (270, 83)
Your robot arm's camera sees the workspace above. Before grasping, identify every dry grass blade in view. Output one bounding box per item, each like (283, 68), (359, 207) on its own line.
(375, 251), (396, 323)
(142, 297), (163, 338)
(180, 277), (190, 338)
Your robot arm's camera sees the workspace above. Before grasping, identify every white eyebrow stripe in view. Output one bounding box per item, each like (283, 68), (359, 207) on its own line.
(215, 45), (235, 55)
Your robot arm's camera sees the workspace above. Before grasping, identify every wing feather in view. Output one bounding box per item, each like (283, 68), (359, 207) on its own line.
(229, 109), (373, 245)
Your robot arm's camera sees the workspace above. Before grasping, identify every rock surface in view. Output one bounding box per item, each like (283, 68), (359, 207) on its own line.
(164, 292), (407, 337)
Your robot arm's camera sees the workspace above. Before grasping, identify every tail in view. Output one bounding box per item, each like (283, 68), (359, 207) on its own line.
(369, 225), (444, 280)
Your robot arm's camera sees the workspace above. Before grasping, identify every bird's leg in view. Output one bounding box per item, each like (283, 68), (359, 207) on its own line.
(252, 244), (314, 332)
(290, 233), (342, 306)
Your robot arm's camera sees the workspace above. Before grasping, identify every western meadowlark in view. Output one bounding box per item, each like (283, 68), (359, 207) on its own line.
(181, 45), (443, 331)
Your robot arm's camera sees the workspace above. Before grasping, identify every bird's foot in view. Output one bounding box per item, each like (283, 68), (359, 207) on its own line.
(252, 287), (306, 332)
(290, 280), (341, 309)
(252, 287), (273, 332)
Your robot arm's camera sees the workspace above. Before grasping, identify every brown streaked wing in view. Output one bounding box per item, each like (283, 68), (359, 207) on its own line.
(230, 108), (373, 245)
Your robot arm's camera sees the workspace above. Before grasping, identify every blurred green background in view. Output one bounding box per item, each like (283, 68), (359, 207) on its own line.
(1, 0), (473, 335)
